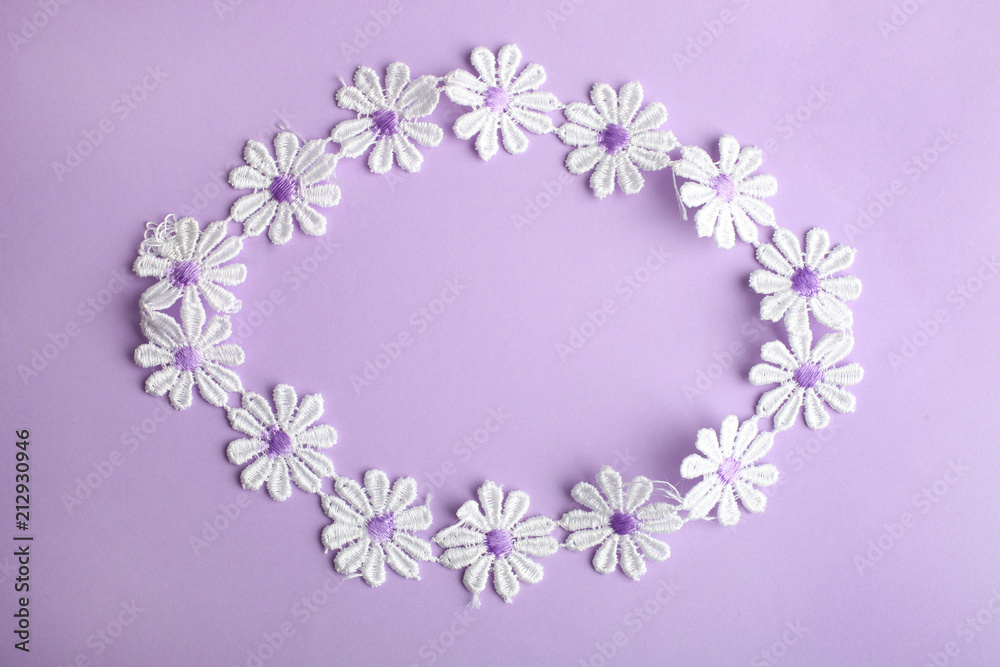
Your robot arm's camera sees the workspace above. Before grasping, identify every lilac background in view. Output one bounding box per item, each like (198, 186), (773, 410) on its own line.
(1, 1), (999, 665)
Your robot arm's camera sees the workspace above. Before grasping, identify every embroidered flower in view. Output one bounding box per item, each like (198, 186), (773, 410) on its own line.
(228, 132), (341, 245)
(226, 384), (337, 501)
(331, 63), (443, 174)
(680, 415), (778, 526)
(133, 217), (247, 313)
(671, 135), (778, 248)
(135, 297), (244, 410)
(320, 470), (434, 587)
(444, 44), (561, 160)
(749, 227), (861, 333)
(750, 331), (864, 431)
(555, 82), (678, 199)
(560, 466), (681, 580)
(433, 481), (558, 605)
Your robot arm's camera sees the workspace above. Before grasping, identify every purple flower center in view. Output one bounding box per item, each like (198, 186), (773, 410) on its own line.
(372, 108), (399, 137)
(366, 513), (396, 544)
(718, 457), (742, 485)
(485, 528), (514, 558)
(709, 173), (736, 203)
(793, 362), (824, 389)
(269, 174), (298, 204)
(262, 425), (293, 459)
(169, 260), (200, 288)
(609, 510), (639, 536)
(599, 123), (629, 154)
(790, 266), (821, 298)
(173, 345), (202, 372)
(483, 86), (509, 114)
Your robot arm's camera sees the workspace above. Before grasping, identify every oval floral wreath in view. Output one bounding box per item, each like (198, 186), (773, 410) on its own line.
(131, 44), (864, 606)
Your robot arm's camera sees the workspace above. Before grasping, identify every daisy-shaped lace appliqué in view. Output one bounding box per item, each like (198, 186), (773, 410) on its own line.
(331, 63), (443, 174)
(556, 81), (678, 199)
(750, 227), (862, 333)
(434, 481), (558, 605)
(134, 216), (246, 313)
(226, 384), (337, 501)
(560, 466), (682, 580)
(750, 331), (864, 431)
(135, 297), (244, 410)
(444, 44), (561, 160)
(680, 416), (778, 526)
(672, 135), (778, 249)
(321, 470), (434, 587)
(228, 132), (341, 245)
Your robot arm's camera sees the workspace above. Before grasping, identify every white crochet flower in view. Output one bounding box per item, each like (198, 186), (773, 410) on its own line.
(750, 227), (861, 333)
(433, 481), (558, 605)
(560, 466), (681, 580)
(444, 44), (561, 160)
(228, 132), (341, 245)
(680, 415), (778, 526)
(321, 470), (434, 587)
(135, 297), (244, 410)
(226, 384), (337, 501)
(672, 135), (778, 248)
(556, 81), (678, 199)
(750, 331), (864, 431)
(331, 63), (443, 174)
(133, 217), (246, 313)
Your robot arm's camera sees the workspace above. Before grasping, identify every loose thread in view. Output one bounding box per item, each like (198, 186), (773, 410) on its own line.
(671, 169), (688, 221)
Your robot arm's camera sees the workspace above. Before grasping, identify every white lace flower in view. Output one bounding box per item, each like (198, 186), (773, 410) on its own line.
(225, 384), (337, 501)
(560, 466), (681, 580)
(680, 415), (778, 526)
(133, 217), (246, 313)
(320, 470), (434, 587)
(555, 82), (678, 199)
(672, 135), (778, 248)
(750, 227), (861, 333)
(135, 297), (244, 410)
(750, 331), (864, 431)
(228, 132), (341, 245)
(433, 481), (558, 605)
(331, 63), (443, 174)
(444, 44), (560, 160)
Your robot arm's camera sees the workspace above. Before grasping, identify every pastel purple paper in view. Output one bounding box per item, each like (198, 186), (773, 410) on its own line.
(1, 1), (999, 666)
